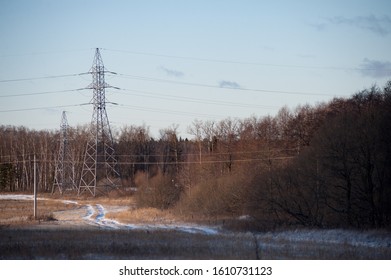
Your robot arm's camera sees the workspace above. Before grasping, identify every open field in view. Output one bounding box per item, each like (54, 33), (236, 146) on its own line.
(1, 194), (391, 259)
(0, 228), (258, 260)
(1, 227), (390, 260)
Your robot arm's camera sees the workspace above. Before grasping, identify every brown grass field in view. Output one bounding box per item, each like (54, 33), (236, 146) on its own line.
(1, 193), (390, 260)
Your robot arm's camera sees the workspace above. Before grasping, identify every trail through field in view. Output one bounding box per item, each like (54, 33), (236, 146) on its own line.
(83, 203), (220, 234)
(1, 194), (391, 257)
(0, 194), (220, 234)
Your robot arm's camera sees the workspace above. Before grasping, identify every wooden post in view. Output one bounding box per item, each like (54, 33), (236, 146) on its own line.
(34, 154), (37, 219)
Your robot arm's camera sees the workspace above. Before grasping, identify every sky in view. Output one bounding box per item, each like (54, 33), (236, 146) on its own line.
(0, 0), (390, 138)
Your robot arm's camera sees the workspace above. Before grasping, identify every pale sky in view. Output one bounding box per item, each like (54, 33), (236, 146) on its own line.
(1, 0), (390, 138)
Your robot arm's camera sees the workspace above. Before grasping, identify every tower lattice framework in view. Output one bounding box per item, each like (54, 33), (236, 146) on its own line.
(53, 111), (77, 194)
(78, 48), (121, 196)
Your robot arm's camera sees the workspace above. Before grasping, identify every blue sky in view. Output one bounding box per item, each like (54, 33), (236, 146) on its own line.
(0, 0), (390, 138)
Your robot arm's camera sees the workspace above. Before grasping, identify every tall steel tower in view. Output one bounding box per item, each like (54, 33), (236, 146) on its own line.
(53, 111), (76, 194)
(78, 48), (121, 196)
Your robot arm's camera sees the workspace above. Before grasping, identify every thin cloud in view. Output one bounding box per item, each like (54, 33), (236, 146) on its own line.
(219, 80), (241, 89)
(308, 22), (327, 32)
(159, 66), (184, 78)
(328, 15), (391, 36)
(359, 58), (391, 78)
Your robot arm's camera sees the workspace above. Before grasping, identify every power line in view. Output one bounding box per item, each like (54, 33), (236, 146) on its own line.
(0, 88), (85, 98)
(103, 48), (363, 71)
(0, 103), (90, 113)
(0, 73), (87, 83)
(114, 73), (337, 97)
(118, 88), (279, 110)
(0, 48), (92, 58)
(114, 103), (225, 119)
(0, 147), (298, 161)
(0, 156), (294, 166)
(114, 156), (295, 165)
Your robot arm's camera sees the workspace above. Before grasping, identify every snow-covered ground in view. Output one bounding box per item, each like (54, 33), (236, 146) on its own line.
(260, 228), (391, 248)
(1, 194), (390, 248)
(0, 194), (36, 201)
(0, 194), (220, 235)
(83, 202), (220, 234)
(0, 194), (78, 204)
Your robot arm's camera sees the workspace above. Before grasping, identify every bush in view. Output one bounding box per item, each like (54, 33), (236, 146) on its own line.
(177, 173), (250, 217)
(134, 171), (183, 210)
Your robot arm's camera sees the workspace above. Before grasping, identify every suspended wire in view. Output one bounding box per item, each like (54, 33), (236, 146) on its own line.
(113, 156), (295, 165)
(0, 73), (86, 83)
(0, 146), (298, 160)
(0, 69), (337, 98)
(0, 47), (370, 71)
(112, 103), (225, 119)
(0, 48), (357, 100)
(0, 48), (92, 58)
(113, 148), (298, 158)
(0, 103), (90, 113)
(103, 48), (362, 71)
(114, 73), (337, 97)
(118, 88), (279, 110)
(0, 156), (294, 165)
(0, 88), (86, 98)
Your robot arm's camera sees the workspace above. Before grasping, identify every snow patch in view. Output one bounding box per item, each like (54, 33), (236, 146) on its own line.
(238, 215), (252, 220)
(84, 203), (220, 234)
(0, 194), (79, 205)
(122, 223), (220, 235)
(261, 229), (391, 248)
(0, 194), (35, 200)
(84, 204), (95, 221)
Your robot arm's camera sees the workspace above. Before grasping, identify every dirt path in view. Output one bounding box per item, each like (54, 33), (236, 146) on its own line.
(82, 203), (220, 234)
(0, 194), (220, 234)
(1, 194), (390, 260)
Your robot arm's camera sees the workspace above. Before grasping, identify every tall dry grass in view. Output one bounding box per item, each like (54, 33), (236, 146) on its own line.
(134, 171), (182, 210)
(0, 198), (78, 224)
(105, 207), (177, 224)
(175, 173), (250, 217)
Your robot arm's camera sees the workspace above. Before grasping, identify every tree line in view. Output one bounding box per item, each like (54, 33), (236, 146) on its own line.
(1, 81), (390, 229)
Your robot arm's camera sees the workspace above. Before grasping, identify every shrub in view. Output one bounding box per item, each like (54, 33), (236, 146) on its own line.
(134, 171), (183, 210)
(178, 173), (250, 217)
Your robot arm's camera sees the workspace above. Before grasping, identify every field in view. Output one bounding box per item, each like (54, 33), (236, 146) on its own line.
(0, 194), (390, 260)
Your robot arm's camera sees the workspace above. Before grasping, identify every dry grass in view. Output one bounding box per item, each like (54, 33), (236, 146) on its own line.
(105, 204), (238, 229)
(1, 192), (390, 260)
(254, 235), (391, 259)
(1, 227), (389, 260)
(106, 207), (177, 224)
(92, 196), (135, 207)
(0, 198), (78, 225)
(0, 228), (258, 260)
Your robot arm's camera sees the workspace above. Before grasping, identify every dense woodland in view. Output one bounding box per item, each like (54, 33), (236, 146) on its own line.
(1, 81), (391, 229)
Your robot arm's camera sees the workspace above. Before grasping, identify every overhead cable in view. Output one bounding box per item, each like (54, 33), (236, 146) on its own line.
(0, 103), (90, 113)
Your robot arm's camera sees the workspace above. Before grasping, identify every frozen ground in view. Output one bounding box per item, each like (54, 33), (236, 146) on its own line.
(0, 194), (220, 234)
(82, 203), (220, 234)
(1, 194), (390, 259)
(260, 229), (391, 249)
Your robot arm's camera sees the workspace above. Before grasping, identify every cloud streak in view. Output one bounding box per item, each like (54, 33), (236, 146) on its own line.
(159, 66), (184, 78)
(328, 15), (391, 36)
(359, 58), (391, 78)
(219, 80), (241, 89)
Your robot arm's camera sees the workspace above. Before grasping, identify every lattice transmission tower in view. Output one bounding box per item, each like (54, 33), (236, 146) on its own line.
(78, 48), (121, 196)
(52, 111), (77, 194)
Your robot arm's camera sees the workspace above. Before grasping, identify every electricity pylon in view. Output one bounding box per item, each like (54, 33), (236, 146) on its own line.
(52, 111), (77, 194)
(78, 48), (121, 196)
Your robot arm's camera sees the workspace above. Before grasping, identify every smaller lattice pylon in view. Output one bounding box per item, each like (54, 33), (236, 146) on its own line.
(52, 111), (77, 194)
